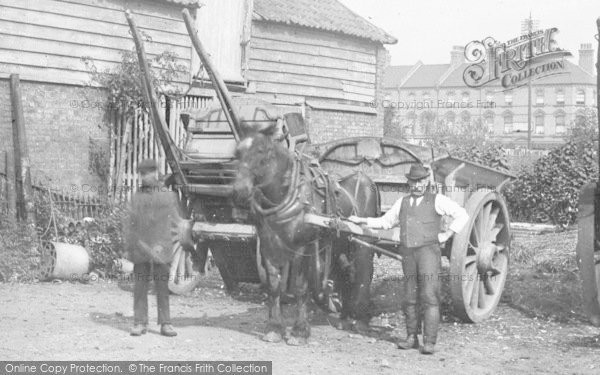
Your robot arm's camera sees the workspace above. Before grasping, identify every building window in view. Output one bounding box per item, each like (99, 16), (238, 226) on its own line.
(420, 111), (435, 135)
(576, 89), (585, 105)
(555, 113), (566, 134)
(407, 112), (417, 135)
(422, 92), (431, 101)
(485, 91), (494, 103)
(576, 114), (586, 126)
(535, 89), (544, 106)
(504, 92), (513, 106)
(555, 88), (565, 105)
(503, 113), (513, 133)
(462, 91), (470, 104)
(446, 91), (455, 105)
(484, 111), (495, 129)
(461, 111), (471, 124)
(535, 113), (544, 134)
(446, 112), (455, 126)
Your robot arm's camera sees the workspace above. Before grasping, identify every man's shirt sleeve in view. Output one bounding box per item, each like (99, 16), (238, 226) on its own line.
(366, 197), (403, 229)
(435, 194), (469, 233)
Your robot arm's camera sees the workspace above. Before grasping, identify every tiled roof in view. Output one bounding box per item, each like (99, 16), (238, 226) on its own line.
(386, 59), (596, 89)
(253, 0), (397, 44)
(401, 64), (450, 88)
(383, 65), (413, 88)
(156, 0), (201, 8)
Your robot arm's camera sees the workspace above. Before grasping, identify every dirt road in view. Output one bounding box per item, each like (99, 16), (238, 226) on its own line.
(1, 266), (599, 375)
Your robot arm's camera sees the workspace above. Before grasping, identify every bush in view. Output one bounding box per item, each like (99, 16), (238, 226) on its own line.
(430, 118), (510, 172)
(0, 219), (40, 282)
(505, 110), (598, 226)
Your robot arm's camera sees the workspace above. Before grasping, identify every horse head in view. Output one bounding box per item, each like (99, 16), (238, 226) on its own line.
(232, 132), (293, 210)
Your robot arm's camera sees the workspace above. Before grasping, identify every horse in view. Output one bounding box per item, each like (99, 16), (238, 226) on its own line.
(232, 132), (379, 345)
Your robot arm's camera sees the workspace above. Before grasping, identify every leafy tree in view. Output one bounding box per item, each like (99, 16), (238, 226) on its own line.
(505, 109), (599, 226)
(428, 118), (509, 172)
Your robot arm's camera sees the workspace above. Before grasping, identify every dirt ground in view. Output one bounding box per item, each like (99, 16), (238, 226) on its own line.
(1, 241), (600, 374)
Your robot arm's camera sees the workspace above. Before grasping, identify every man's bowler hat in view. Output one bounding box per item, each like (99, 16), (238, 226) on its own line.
(137, 159), (158, 173)
(405, 164), (430, 181)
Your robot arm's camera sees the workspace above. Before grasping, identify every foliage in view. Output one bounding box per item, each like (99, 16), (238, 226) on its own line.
(82, 42), (187, 115)
(429, 118), (510, 172)
(505, 109), (598, 226)
(0, 218), (40, 282)
(35, 190), (128, 278)
(88, 137), (110, 184)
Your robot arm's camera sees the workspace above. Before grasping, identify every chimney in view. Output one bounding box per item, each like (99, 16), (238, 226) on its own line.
(450, 46), (465, 66)
(579, 43), (594, 75)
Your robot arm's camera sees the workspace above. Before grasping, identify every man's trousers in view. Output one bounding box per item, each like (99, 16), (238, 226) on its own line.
(400, 243), (441, 344)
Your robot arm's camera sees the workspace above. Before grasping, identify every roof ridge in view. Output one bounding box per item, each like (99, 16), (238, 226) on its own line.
(437, 63), (462, 87)
(332, 0), (397, 44)
(398, 61), (424, 88)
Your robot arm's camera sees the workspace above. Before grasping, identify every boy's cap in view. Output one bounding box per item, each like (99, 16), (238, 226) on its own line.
(137, 159), (158, 173)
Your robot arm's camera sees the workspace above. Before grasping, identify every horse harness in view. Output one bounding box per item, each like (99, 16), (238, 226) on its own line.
(249, 153), (356, 256)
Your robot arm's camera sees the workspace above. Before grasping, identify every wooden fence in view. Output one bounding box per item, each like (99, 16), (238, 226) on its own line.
(110, 95), (213, 202)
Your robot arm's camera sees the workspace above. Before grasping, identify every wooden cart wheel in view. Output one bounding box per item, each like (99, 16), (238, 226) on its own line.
(575, 182), (600, 326)
(168, 217), (202, 294)
(450, 190), (510, 322)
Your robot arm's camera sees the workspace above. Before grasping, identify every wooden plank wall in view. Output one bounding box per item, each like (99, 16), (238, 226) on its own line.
(0, 0), (192, 86)
(248, 21), (377, 104)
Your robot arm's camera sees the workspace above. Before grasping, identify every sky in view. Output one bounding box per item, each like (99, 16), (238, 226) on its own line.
(339, 0), (600, 66)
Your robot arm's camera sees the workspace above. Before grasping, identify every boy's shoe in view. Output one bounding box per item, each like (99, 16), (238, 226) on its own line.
(396, 334), (419, 350)
(130, 324), (147, 336)
(421, 342), (435, 355)
(160, 324), (177, 337)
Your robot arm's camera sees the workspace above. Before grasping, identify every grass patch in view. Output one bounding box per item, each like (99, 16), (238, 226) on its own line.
(0, 219), (41, 282)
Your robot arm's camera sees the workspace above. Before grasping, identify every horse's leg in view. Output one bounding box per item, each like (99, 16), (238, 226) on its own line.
(287, 248), (310, 346)
(334, 240), (355, 331)
(262, 258), (285, 343)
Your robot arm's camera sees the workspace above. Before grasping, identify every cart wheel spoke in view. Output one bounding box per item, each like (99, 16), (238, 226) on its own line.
(487, 207), (500, 232)
(470, 273), (481, 308)
(480, 203), (491, 240)
(177, 249), (186, 281)
(465, 255), (477, 266)
(483, 276), (496, 295)
(489, 224), (504, 242)
(463, 263), (478, 304)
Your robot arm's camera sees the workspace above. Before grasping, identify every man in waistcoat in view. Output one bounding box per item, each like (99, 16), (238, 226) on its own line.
(123, 159), (184, 337)
(348, 164), (468, 354)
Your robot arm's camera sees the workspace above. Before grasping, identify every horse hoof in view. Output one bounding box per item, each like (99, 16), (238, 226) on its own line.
(335, 319), (354, 331)
(286, 336), (308, 346)
(262, 331), (283, 343)
(352, 320), (371, 335)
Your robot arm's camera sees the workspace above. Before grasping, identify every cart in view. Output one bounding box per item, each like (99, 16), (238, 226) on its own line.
(125, 9), (514, 322)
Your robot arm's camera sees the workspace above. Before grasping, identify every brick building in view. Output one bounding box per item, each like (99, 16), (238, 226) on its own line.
(0, 0), (395, 194)
(383, 44), (597, 149)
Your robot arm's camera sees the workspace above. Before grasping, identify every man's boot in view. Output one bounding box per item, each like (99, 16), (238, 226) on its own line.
(130, 324), (147, 336)
(160, 323), (177, 337)
(396, 334), (419, 350)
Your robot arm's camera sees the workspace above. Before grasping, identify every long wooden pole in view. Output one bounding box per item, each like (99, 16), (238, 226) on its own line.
(124, 10), (187, 187)
(10, 74), (35, 226)
(5, 151), (17, 225)
(182, 8), (243, 142)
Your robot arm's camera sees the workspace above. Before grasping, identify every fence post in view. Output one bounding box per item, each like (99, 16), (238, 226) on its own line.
(10, 74), (35, 226)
